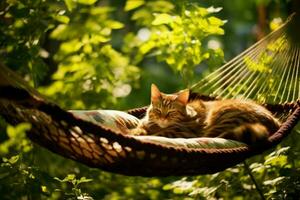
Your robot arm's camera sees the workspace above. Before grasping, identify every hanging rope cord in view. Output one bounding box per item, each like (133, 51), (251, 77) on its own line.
(0, 15), (300, 176)
(191, 14), (300, 106)
(0, 86), (299, 176)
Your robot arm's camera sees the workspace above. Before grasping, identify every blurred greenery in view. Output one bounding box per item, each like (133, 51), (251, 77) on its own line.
(1, 0), (300, 199)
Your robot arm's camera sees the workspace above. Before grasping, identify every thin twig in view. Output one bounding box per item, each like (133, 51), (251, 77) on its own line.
(243, 161), (266, 200)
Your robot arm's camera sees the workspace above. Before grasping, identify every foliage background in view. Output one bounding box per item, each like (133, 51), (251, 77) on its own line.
(0, 0), (300, 199)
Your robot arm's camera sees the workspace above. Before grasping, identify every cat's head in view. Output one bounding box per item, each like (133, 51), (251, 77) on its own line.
(147, 84), (189, 128)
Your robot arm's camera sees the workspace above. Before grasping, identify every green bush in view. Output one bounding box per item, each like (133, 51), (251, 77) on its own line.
(0, 0), (299, 199)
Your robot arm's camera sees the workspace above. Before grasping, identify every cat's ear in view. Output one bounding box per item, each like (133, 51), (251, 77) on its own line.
(176, 89), (189, 105)
(151, 84), (161, 102)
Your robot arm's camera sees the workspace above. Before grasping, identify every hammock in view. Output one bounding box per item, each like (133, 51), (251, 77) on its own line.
(0, 14), (300, 177)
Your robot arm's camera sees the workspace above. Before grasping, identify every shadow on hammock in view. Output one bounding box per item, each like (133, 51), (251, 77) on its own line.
(0, 83), (299, 177)
(0, 14), (300, 177)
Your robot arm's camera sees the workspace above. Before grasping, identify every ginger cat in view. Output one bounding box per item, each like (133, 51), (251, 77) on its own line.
(132, 84), (281, 145)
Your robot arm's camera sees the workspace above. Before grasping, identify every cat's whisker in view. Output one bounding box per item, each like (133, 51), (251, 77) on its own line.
(136, 84), (280, 145)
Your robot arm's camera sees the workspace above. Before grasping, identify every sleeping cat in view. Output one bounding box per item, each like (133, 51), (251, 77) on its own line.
(131, 84), (281, 145)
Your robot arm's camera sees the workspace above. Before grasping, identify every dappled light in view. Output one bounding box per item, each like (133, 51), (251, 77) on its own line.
(0, 0), (300, 199)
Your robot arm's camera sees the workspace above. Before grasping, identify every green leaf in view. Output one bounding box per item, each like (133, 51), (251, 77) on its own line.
(207, 6), (222, 13)
(267, 146), (290, 157)
(7, 123), (31, 138)
(77, 0), (97, 5)
(55, 174), (77, 183)
(276, 146), (290, 155)
(250, 162), (266, 174)
(64, 0), (76, 11)
(140, 41), (155, 54)
(78, 177), (93, 184)
(2, 155), (19, 165)
(197, 7), (209, 16)
(125, 0), (145, 11)
(54, 15), (70, 24)
(90, 35), (110, 43)
(60, 39), (82, 54)
(50, 24), (67, 39)
(208, 16), (225, 26)
(66, 174), (76, 181)
(6, 0), (18, 6)
(173, 187), (185, 194)
(152, 13), (173, 25)
(265, 155), (288, 167)
(90, 7), (115, 15)
(2, 157), (8, 163)
(54, 177), (62, 182)
(162, 183), (173, 190)
(8, 155), (19, 164)
(107, 21), (124, 29)
(41, 186), (48, 193)
(263, 177), (285, 186)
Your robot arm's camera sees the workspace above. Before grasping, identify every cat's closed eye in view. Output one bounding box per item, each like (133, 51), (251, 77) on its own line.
(166, 111), (177, 117)
(153, 108), (162, 114)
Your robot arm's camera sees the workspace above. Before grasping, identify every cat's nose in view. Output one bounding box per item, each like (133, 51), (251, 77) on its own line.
(158, 118), (169, 128)
(162, 119), (169, 124)
(161, 113), (167, 118)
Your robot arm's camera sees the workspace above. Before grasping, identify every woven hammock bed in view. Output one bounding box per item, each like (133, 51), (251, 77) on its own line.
(0, 15), (300, 177)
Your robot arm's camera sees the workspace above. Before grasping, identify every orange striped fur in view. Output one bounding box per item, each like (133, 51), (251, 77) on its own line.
(132, 84), (281, 145)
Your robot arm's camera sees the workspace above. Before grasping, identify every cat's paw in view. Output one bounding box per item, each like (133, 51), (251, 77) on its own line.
(130, 128), (147, 136)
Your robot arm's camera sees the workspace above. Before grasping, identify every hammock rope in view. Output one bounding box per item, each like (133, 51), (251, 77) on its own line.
(0, 14), (300, 177)
(0, 85), (299, 176)
(191, 14), (299, 105)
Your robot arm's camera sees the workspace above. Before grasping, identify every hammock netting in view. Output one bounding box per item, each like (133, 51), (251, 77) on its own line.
(0, 14), (300, 177)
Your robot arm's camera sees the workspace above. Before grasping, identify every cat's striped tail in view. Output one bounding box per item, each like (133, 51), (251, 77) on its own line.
(231, 123), (270, 145)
